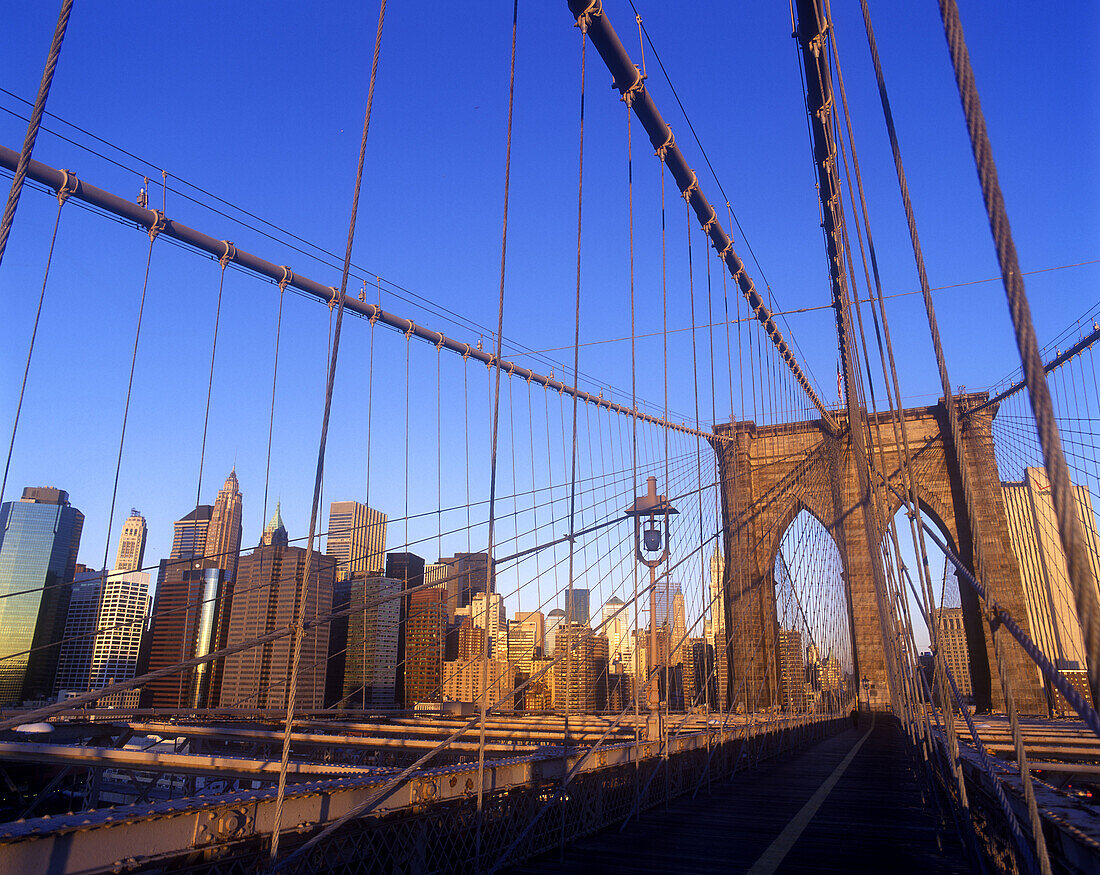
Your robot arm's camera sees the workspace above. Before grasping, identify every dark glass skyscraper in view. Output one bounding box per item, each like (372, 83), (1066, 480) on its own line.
(0, 487), (84, 704)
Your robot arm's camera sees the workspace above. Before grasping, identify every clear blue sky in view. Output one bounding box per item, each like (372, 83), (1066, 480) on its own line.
(1, 1), (1096, 632)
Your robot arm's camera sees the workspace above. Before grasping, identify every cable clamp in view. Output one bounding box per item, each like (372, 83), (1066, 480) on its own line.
(327, 288), (338, 311)
(718, 241), (733, 260)
(681, 171), (698, 202)
(654, 124), (675, 160)
(219, 241), (236, 270)
(435, 334), (445, 351)
(701, 209), (718, 235)
(620, 65), (645, 107)
(148, 210), (167, 242)
(574, 0), (602, 34)
(278, 266), (294, 292)
(507, 362), (516, 377)
(57, 169), (78, 206)
(404, 321), (416, 341)
(462, 344), (472, 362)
(368, 306), (381, 327)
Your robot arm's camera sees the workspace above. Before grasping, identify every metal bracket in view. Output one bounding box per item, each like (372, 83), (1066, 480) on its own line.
(278, 266), (294, 292)
(681, 171), (698, 202)
(193, 804), (255, 847)
(654, 124), (675, 160)
(56, 169), (77, 206)
(218, 241), (236, 270)
(620, 65), (645, 107)
(147, 210), (167, 242)
(574, 0), (602, 34)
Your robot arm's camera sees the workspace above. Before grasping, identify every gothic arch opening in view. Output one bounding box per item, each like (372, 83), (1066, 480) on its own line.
(773, 508), (854, 714)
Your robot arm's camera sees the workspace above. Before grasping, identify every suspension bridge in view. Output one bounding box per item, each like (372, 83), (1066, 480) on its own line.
(0, 0), (1098, 872)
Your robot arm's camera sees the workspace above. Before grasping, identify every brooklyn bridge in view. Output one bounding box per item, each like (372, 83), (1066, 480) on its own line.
(0, 0), (1097, 872)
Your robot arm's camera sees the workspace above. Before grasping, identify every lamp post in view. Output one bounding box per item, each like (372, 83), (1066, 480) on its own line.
(625, 476), (679, 731)
(861, 675), (870, 713)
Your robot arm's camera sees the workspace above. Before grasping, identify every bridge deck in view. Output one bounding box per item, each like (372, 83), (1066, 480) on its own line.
(510, 715), (971, 874)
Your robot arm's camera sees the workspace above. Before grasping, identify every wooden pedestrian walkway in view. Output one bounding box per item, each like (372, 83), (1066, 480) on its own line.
(509, 714), (972, 874)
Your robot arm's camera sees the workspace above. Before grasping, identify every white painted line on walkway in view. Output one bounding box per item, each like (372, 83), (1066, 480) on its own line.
(746, 717), (875, 875)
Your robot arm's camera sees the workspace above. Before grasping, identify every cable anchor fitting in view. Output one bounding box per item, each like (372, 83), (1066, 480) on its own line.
(277, 266), (294, 292)
(404, 321), (416, 342)
(326, 288), (338, 312)
(701, 209), (718, 236)
(654, 124), (675, 161)
(681, 171), (699, 203)
(147, 210), (167, 242)
(56, 169), (77, 206)
(435, 334), (445, 352)
(574, 0), (602, 34)
(620, 65), (645, 107)
(218, 241), (236, 270)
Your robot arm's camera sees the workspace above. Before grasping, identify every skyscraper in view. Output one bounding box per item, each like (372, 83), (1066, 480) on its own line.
(326, 501), (386, 580)
(143, 565), (230, 709)
(471, 591), (506, 656)
(565, 588), (590, 626)
(404, 587), (446, 707)
(506, 619), (539, 673)
(54, 567), (103, 696)
(205, 469), (243, 582)
(219, 544), (336, 710)
(552, 623), (601, 712)
(261, 501), (288, 547)
(653, 582), (683, 629)
(114, 510), (147, 572)
(158, 505), (212, 588)
(778, 628), (808, 712)
(426, 561), (457, 621)
(344, 576), (401, 708)
(545, 608), (566, 657)
(930, 608), (973, 699)
(1003, 466), (1100, 706)
(602, 597), (629, 668)
(513, 611), (545, 658)
(437, 552), (494, 609)
(88, 570), (150, 705)
(387, 551), (425, 706)
(0, 487), (84, 704)
(708, 552), (728, 711)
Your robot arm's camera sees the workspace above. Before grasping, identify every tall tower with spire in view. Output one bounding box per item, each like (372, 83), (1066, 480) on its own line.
(114, 509), (147, 573)
(261, 502), (288, 546)
(205, 469), (243, 581)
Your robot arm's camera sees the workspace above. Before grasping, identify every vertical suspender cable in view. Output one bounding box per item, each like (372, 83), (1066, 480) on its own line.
(101, 216), (163, 585)
(1, 176), (73, 505)
(476, 1), (519, 865)
(195, 244), (233, 510)
(0, 0), (74, 270)
(268, 0), (387, 863)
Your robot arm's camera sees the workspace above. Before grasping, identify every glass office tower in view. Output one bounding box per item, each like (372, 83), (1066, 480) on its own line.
(0, 487), (84, 704)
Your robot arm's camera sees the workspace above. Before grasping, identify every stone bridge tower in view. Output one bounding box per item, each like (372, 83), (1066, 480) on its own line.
(712, 392), (1044, 715)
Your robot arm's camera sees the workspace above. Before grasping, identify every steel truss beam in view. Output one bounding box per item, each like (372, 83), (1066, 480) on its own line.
(0, 714), (836, 873)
